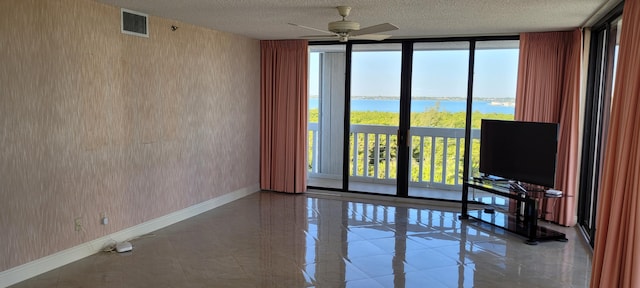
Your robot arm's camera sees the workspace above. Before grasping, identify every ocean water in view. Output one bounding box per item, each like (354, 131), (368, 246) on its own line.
(309, 98), (515, 114)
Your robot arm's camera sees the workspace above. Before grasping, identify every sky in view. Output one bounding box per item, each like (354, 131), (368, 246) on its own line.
(309, 47), (519, 99)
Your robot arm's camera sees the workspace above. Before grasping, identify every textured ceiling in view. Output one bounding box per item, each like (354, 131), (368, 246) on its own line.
(95, 0), (622, 40)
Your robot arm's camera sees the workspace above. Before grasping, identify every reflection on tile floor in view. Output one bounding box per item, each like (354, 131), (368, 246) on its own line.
(11, 191), (592, 288)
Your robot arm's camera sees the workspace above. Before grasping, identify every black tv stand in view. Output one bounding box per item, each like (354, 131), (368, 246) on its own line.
(509, 182), (528, 193)
(460, 179), (567, 245)
(474, 175), (509, 183)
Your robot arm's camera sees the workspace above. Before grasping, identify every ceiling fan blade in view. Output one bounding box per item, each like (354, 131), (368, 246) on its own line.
(350, 34), (392, 41)
(350, 23), (399, 36)
(288, 23), (335, 35)
(300, 35), (338, 40)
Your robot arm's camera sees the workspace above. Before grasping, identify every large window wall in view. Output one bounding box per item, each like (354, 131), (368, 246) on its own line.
(308, 37), (519, 200)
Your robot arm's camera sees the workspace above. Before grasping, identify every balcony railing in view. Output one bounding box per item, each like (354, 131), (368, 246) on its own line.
(308, 123), (480, 190)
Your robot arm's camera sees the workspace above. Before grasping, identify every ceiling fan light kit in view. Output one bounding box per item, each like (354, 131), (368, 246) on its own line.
(290, 5), (398, 42)
(328, 21), (360, 33)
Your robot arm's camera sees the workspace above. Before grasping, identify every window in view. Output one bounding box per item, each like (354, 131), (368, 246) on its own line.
(578, 5), (623, 247)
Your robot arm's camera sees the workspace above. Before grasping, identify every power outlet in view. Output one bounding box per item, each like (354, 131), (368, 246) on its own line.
(100, 212), (109, 225)
(74, 217), (83, 232)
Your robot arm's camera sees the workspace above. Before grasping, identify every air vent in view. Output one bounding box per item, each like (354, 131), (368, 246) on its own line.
(121, 8), (148, 37)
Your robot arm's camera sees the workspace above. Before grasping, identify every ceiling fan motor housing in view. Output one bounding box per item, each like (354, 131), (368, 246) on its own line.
(328, 20), (360, 33)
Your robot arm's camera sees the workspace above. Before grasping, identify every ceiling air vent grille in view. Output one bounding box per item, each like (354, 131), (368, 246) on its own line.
(121, 8), (148, 37)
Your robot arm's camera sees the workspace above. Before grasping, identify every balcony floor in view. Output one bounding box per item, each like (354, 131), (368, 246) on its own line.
(308, 177), (490, 201)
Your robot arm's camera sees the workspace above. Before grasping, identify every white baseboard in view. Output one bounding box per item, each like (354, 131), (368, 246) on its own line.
(0, 184), (259, 288)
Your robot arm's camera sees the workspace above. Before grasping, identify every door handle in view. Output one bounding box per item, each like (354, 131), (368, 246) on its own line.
(397, 129), (411, 148)
(406, 129), (411, 147)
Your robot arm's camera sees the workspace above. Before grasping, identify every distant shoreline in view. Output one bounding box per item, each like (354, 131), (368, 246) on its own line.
(309, 95), (515, 103)
(309, 97), (516, 113)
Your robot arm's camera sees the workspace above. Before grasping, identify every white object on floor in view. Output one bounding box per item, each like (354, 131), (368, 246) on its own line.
(115, 241), (133, 253)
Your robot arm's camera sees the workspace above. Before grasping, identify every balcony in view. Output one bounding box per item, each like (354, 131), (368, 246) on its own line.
(308, 123), (481, 199)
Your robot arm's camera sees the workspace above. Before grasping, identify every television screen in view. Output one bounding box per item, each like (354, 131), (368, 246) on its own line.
(479, 119), (558, 188)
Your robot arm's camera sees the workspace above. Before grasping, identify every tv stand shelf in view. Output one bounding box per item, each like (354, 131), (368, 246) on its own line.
(461, 180), (567, 245)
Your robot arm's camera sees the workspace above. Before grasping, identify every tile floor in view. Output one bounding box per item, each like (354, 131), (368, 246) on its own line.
(11, 191), (592, 288)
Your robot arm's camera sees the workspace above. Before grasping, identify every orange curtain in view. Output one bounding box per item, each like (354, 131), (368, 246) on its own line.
(515, 29), (582, 226)
(260, 40), (308, 193)
(591, 0), (640, 286)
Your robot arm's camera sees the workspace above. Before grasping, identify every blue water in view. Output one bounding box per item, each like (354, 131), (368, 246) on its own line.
(309, 99), (515, 114)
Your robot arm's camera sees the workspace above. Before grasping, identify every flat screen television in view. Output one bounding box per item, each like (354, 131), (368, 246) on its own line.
(479, 119), (559, 188)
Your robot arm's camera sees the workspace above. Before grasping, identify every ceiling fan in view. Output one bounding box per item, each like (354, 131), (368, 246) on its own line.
(289, 6), (399, 42)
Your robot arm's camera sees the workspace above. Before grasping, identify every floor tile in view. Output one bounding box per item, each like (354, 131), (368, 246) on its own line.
(10, 191), (592, 288)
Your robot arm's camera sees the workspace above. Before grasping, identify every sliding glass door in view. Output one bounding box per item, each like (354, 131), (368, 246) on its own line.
(469, 40), (519, 177)
(349, 44), (402, 195)
(578, 12), (622, 246)
(307, 45), (346, 189)
(409, 42), (469, 200)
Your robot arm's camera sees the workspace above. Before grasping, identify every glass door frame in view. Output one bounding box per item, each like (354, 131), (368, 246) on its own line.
(396, 42), (414, 197)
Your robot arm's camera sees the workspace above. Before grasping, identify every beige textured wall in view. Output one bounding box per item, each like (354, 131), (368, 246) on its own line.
(0, 0), (260, 271)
